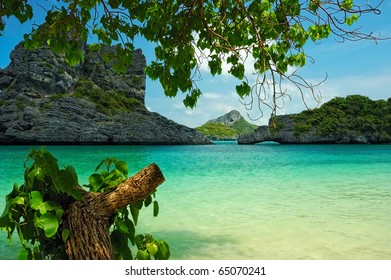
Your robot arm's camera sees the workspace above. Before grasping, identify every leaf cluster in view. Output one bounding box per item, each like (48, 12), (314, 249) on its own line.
(1, 0), (384, 112)
(0, 148), (170, 260)
(0, 148), (81, 259)
(0, 1), (33, 35)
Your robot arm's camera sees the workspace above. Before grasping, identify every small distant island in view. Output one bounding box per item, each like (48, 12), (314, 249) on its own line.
(195, 110), (258, 141)
(238, 95), (391, 144)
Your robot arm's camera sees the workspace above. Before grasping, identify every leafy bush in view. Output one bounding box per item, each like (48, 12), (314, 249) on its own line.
(0, 148), (169, 260)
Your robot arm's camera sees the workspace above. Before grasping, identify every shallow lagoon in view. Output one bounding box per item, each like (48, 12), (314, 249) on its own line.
(1, 144), (390, 259)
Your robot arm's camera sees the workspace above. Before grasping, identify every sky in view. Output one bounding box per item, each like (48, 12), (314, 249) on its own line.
(1, 1), (391, 128)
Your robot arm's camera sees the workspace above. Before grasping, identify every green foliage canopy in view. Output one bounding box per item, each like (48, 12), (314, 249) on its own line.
(0, 0), (385, 110)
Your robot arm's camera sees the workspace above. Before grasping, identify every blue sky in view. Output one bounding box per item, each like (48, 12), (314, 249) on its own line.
(1, 1), (391, 128)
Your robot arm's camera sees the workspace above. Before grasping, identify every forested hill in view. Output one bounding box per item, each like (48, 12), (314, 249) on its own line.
(238, 95), (391, 144)
(196, 110), (258, 140)
(290, 95), (391, 138)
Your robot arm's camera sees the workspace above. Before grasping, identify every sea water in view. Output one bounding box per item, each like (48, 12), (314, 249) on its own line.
(0, 144), (390, 260)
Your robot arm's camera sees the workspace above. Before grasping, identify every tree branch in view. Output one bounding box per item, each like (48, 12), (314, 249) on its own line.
(64, 163), (165, 260)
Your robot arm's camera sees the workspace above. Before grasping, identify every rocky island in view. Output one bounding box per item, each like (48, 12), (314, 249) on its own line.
(0, 43), (210, 145)
(238, 95), (391, 144)
(195, 110), (258, 141)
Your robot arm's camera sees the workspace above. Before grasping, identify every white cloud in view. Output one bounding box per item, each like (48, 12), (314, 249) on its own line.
(203, 92), (221, 100)
(321, 72), (391, 101)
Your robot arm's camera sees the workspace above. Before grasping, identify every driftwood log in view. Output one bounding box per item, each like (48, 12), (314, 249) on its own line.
(64, 163), (165, 260)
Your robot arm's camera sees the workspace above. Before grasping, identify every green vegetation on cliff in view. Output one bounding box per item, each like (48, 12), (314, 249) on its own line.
(38, 81), (144, 116)
(74, 80), (144, 115)
(292, 95), (391, 139)
(196, 123), (238, 139)
(229, 117), (259, 135)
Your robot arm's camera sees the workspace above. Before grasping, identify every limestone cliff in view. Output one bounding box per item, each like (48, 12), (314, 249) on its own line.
(0, 43), (210, 144)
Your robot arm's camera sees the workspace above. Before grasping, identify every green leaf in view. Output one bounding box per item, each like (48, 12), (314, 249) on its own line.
(62, 229), (70, 242)
(341, 0), (353, 10)
(53, 169), (81, 200)
(55, 208), (64, 222)
(229, 63), (245, 80)
(110, 229), (132, 259)
(29, 191), (43, 210)
(17, 247), (30, 260)
(115, 216), (129, 234)
(130, 206), (139, 226)
(37, 149), (59, 176)
(144, 195), (152, 207)
(308, 0), (320, 12)
(70, 188), (83, 201)
(153, 201), (159, 217)
(236, 82), (251, 98)
(208, 55), (222, 76)
(183, 88), (201, 108)
(52, 170), (71, 191)
(134, 201), (144, 210)
(89, 173), (104, 192)
(308, 24), (331, 41)
(134, 234), (145, 248)
(346, 14), (359, 26)
(105, 168), (123, 182)
(39, 201), (60, 214)
(101, 170), (109, 177)
(65, 166), (79, 185)
(124, 218), (135, 244)
(155, 240), (170, 260)
(89, 43), (102, 52)
(1, 186), (22, 223)
(0, 211), (14, 233)
(34, 212), (59, 238)
(114, 160), (128, 176)
(12, 196), (25, 206)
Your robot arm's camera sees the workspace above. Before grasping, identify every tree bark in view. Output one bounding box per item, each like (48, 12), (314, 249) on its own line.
(64, 163), (165, 260)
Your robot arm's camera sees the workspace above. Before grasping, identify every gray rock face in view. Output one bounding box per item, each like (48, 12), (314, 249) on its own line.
(237, 125), (272, 144)
(0, 43), (210, 145)
(84, 47), (146, 104)
(207, 110), (242, 125)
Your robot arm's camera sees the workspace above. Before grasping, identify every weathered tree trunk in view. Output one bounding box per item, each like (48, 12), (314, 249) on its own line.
(64, 163), (165, 260)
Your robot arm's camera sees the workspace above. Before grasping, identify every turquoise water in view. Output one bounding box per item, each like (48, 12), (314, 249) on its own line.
(1, 144), (390, 259)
